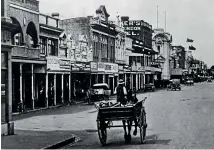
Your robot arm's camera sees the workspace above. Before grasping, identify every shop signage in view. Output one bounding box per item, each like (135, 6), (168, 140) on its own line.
(171, 68), (182, 75)
(47, 57), (70, 71)
(60, 59), (71, 69)
(98, 62), (118, 73)
(84, 64), (91, 72)
(47, 57), (60, 71)
(137, 66), (145, 72)
(118, 65), (123, 71)
(90, 62), (98, 72)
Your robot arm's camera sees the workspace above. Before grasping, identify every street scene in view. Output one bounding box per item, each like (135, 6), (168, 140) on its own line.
(2, 82), (214, 149)
(1, 0), (214, 149)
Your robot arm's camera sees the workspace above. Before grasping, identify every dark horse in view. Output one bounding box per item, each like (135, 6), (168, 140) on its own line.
(122, 88), (139, 143)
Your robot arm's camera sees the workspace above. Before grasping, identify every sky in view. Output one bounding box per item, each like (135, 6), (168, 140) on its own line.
(39, 0), (214, 68)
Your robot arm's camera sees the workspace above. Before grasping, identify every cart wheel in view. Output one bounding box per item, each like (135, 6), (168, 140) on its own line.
(140, 110), (147, 144)
(97, 121), (107, 146)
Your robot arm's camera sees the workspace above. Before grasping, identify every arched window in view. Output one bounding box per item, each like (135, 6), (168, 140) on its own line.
(10, 17), (24, 46)
(26, 22), (38, 48)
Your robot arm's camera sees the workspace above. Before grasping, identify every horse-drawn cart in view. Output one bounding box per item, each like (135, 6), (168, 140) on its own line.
(95, 97), (147, 146)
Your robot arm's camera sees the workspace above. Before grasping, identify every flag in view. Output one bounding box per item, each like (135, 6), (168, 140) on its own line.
(187, 38), (194, 42)
(189, 45), (196, 50)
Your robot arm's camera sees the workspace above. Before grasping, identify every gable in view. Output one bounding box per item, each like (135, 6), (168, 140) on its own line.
(95, 5), (110, 22)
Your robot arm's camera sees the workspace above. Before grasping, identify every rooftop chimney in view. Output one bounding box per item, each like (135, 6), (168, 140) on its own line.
(51, 13), (60, 19)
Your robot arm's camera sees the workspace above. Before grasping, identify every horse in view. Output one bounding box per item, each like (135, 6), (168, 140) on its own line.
(122, 88), (139, 143)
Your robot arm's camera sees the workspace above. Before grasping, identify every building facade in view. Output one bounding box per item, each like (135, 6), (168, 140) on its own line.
(39, 13), (71, 106)
(5, 0), (46, 113)
(153, 28), (172, 80)
(1, 0), (16, 135)
(60, 5), (118, 97)
(122, 17), (161, 90)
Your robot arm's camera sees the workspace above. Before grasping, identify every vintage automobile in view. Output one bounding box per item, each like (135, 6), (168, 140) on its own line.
(167, 79), (181, 91)
(185, 79), (194, 86)
(207, 77), (212, 83)
(144, 83), (155, 92)
(90, 83), (111, 102)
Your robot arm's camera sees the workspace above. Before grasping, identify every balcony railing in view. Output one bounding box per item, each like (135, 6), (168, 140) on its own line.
(12, 46), (40, 59)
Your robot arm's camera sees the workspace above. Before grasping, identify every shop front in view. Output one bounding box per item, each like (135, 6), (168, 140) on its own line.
(47, 57), (71, 106)
(97, 62), (118, 94)
(137, 66), (145, 91)
(71, 62), (91, 101)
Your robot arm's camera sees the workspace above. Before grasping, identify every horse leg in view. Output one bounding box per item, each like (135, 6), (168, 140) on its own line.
(127, 120), (132, 141)
(133, 119), (138, 136)
(122, 120), (127, 138)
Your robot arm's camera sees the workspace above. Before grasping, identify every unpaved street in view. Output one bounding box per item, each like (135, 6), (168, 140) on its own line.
(62, 82), (214, 149)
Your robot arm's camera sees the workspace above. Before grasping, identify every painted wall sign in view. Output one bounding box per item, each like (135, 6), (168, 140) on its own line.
(97, 62), (118, 73)
(47, 57), (70, 71)
(60, 59), (71, 69)
(90, 62), (98, 72)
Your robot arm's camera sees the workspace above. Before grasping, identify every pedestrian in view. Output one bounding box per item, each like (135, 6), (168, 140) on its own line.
(114, 79), (127, 105)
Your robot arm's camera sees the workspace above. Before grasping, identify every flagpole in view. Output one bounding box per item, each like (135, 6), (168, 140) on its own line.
(157, 6), (159, 28)
(164, 11), (167, 32)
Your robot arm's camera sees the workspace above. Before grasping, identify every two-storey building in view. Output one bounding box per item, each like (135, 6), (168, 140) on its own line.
(39, 13), (71, 107)
(6, 0), (46, 113)
(59, 5), (118, 97)
(122, 17), (160, 91)
(170, 45), (186, 81)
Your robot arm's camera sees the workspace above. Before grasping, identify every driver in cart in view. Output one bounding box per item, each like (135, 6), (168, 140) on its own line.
(114, 79), (128, 105)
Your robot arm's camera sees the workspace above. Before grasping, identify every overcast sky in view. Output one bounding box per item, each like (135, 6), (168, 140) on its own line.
(40, 0), (214, 67)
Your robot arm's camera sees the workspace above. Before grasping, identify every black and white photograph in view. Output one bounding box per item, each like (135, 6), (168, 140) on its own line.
(1, 0), (214, 149)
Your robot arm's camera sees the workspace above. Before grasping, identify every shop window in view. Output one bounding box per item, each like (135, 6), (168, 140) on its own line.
(39, 37), (47, 55)
(48, 39), (58, 56)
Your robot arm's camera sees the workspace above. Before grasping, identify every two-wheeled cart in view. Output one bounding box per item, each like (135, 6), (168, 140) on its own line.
(96, 97), (147, 146)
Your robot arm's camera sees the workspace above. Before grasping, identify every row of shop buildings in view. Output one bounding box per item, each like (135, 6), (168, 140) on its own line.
(1, 0), (161, 135)
(3, 0), (204, 135)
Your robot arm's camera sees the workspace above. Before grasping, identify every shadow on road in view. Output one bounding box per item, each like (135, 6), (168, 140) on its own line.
(145, 134), (171, 145)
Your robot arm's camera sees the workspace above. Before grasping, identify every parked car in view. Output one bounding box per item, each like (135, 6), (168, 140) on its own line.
(90, 83), (111, 102)
(144, 83), (155, 92)
(207, 77), (212, 83)
(167, 79), (181, 91)
(185, 79), (194, 86)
